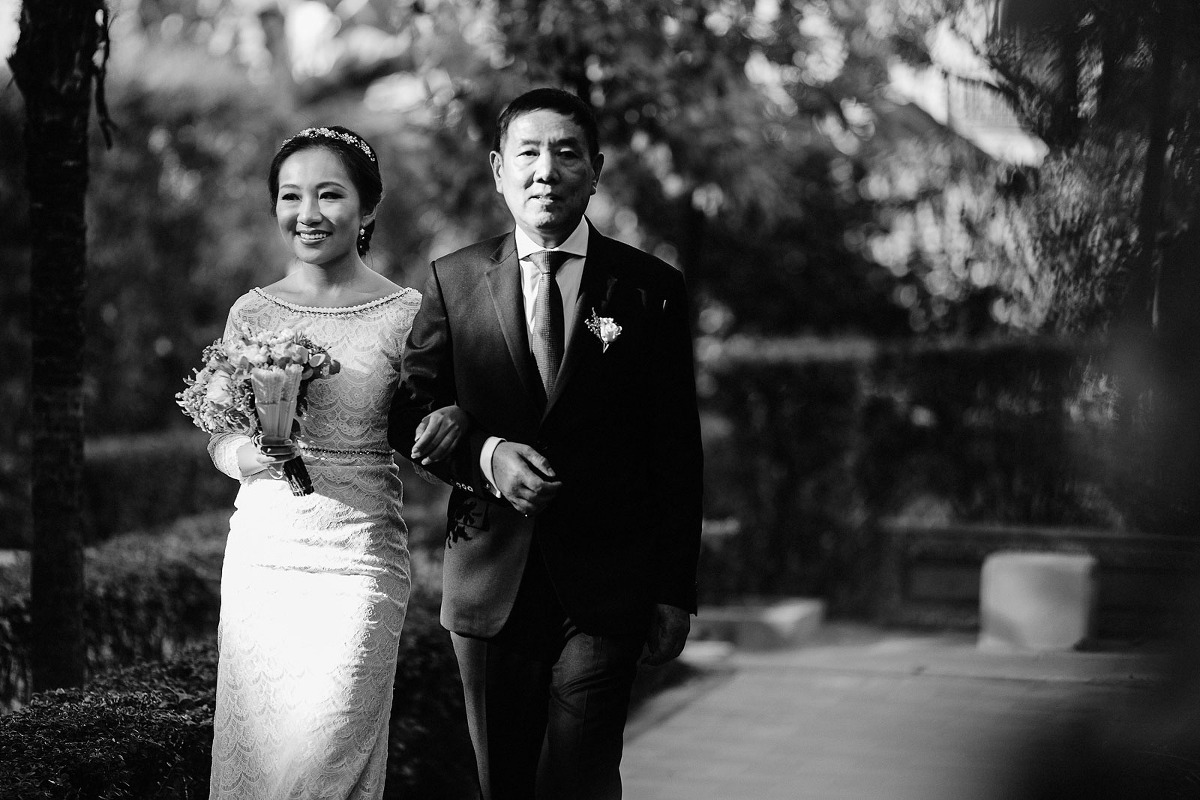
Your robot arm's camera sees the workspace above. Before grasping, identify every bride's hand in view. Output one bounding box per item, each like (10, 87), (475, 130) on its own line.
(412, 405), (470, 465)
(237, 437), (299, 478)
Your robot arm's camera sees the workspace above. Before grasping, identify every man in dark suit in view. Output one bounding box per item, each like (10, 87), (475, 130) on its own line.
(389, 87), (703, 800)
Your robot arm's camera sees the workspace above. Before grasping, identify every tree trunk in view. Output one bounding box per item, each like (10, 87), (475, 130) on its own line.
(8, 0), (111, 692)
(1109, 1), (1185, 534)
(1141, 2), (1175, 331)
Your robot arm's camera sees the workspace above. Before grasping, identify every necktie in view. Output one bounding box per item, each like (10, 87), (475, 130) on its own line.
(528, 249), (569, 396)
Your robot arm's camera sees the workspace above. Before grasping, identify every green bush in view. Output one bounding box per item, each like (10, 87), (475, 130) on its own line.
(0, 506), (475, 798)
(0, 508), (449, 709)
(0, 595), (475, 800)
(0, 430), (233, 549)
(0, 648), (217, 799)
(859, 340), (1098, 524)
(696, 336), (1115, 613)
(0, 504), (692, 799)
(80, 431), (239, 545)
(0, 511), (228, 711)
(384, 584), (476, 800)
(1, 427), (452, 550)
(0, 515), (474, 799)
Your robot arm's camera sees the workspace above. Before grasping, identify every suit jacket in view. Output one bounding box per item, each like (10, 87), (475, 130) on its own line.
(389, 223), (703, 638)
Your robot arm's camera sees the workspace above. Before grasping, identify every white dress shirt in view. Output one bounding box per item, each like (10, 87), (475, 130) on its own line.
(479, 218), (590, 491)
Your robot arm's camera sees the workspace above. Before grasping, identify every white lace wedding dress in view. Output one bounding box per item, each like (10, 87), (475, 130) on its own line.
(207, 287), (421, 800)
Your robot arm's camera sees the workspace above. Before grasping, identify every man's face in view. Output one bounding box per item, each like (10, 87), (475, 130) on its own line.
(490, 109), (604, 248)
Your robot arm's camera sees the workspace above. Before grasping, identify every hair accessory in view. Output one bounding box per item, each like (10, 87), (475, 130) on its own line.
(283, 127), (376, 162)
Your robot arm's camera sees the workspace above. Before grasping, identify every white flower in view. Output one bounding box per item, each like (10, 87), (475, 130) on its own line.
(585, 309), (622, 353)
(271, 341), (309, 364)
(204, 371), (234, 407)
(238, 343), (271, 368)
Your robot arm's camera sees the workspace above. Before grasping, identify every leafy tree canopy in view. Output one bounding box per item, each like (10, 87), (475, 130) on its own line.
(909, 0), (1200, 335)
(0, 0), (1037, 438)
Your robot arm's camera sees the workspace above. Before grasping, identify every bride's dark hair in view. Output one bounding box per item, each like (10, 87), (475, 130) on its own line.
(268, 126), (383, 257)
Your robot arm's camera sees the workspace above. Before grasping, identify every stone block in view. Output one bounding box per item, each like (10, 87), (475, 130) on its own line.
(692, 598), (825, 651)
(679, 640), (735, 668)
(978, 551), (1097, 651)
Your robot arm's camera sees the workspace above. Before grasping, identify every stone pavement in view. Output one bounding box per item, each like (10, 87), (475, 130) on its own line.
(621, 624), (1173, 800)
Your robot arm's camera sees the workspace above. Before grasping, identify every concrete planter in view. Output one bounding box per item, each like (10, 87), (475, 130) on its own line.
(878, 519), (1200, 640)
(691, 598), (825, 651)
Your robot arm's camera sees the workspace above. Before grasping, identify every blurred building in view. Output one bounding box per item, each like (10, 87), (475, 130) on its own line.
(889, 1), (1047, 167)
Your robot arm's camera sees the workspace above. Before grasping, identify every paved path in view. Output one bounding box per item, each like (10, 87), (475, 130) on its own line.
(622, 624), (1174, 800)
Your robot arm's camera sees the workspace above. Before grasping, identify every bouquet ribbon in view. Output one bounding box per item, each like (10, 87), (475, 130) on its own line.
(252, 365), (313, 496)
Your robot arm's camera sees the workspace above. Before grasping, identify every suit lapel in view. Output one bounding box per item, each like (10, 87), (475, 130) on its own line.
(544, 228), (617, 418)
(484, 234), (546, 409)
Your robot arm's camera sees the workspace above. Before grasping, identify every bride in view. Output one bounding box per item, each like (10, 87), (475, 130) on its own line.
(205, 125), (465, 799)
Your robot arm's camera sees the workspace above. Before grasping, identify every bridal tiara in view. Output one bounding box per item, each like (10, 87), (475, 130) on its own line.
(282, 127), (376, 162)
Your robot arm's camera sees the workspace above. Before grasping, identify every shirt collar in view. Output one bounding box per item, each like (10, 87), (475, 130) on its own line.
(514, 217), (590, 261)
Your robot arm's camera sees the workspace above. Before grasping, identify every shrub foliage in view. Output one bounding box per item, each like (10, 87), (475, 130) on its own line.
(0, 584), (474, 800)
(697, 336), (1116, 614)
(0, 512), (476, 799)
(0, 513), (228, 709)
(0, 602), (475, 800)
(0, 650), (217, 799)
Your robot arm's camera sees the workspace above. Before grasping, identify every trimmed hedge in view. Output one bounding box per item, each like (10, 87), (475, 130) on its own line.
(93, 431), (450, 547)
(80, 431), (239, 546)
(383, 583), (477, 799)
(695, 335), (1117, 614)
(0, 510), (475, 799)
(0, 429), (238, 549)
(0, 512), (684, 799)
(0, 648), (218, 799)
(0, 512), (451, 710)
(1, 428), (453, 549)
(0, 512), (230, 710)
(0, 599), (475, 799)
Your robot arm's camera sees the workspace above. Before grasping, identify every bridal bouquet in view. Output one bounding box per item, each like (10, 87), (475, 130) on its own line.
(176, 327), (339, 496)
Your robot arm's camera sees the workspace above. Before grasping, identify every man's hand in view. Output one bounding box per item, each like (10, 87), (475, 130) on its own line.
(491, 441), (561, 516)
(643, 604), (690, 666)
(412, 405), (469, 465)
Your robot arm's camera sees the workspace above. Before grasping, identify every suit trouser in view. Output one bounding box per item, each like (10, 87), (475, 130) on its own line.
(452, 552), (643, 800)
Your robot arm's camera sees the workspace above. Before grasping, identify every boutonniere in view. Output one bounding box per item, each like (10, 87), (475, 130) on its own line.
(585, 309), (622, 353)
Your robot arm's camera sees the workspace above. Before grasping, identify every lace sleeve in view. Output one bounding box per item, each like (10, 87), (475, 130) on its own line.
(209, 433), (253, 480)
(207, 299), (252, 480)
(389, 292), (419, 374)
(390, 292), (440, 485)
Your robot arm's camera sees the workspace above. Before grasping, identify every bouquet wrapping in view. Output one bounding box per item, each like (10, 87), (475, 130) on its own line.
(176, 328), (338, 496)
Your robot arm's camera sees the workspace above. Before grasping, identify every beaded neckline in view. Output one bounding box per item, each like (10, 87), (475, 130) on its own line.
(253, 287), (413, 315)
